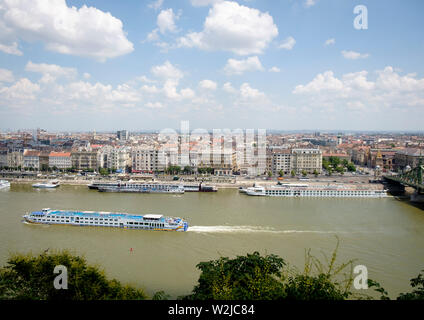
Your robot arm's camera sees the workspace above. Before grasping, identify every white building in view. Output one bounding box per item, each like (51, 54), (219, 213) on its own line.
(291, 148), (322, 174)
(23, 150), (40, 169)
(100, 146), (131, 172)
(49, 152), (72, 169)
(131, 147), (166, 173)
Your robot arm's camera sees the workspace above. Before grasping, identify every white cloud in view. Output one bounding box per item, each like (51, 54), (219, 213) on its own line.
(151, 61), (183, 80)
(304, 0), (317, 8)
(224, 56), (264, 75)
(190, 0), (222, 7)
(269, 66), (281, 73)
(293, 71), (343, 94)
(0, 78), (40, 101)
(148, 0), (164, 10)
(325, 38), (335, 46)
(145, 102), (163, 109)
(0, 0), (133, 61)
(341, 50), (369, 60)
(293, 67), (424, 112)
(146, 29), (160, 42)
(223, 82), (236, 93)
(0, 68), (14, 82)
(141, 84), (160, 94)
(157, 8), (179, 34)
(199, 79), (217, 90)
(178, 1), (278, 55)
(0, 41), (23, 56)
(279, 36), (296, 50)
(25, 61), (77, 79)
(83, 73), (91, 79)
(240, 82), (265, 100)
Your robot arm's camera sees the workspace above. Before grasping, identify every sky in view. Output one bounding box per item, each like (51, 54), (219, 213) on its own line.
(0, 0), (423, 132)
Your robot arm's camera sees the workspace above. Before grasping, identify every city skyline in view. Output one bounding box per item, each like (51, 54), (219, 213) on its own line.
(1, 0), (424, 131)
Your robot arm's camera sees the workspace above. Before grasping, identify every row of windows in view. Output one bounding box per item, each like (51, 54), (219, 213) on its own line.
(266, 190), (377, 195)
(76, 217), (118, 222)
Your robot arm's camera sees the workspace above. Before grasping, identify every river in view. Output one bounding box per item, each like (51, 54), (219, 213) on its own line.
(0, 183), (423, 299)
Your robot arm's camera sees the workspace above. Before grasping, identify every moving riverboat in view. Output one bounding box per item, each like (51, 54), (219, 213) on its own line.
(23, 208), (189, 232)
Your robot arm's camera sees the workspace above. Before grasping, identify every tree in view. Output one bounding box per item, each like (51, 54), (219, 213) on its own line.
(267, 171), (272, 178)
(346, 163), (356, 172)
(279, 170), (284, 177)
(397, 270), (424, 300)
(182, 242), (361, 301)
(301, 170), (308, 177)
(183, 166), (193, 175)
(183, 252), (286, 300)
(0, 250), (147, 300)
(313, 169), (319, 177)
(291, 170), (296, 177)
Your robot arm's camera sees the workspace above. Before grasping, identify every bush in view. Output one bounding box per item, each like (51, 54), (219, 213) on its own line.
(0, 250), (147, 300)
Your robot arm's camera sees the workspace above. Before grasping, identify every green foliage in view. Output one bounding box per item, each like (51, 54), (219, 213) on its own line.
(323, 157), (356, 174)
(397, 270), (424, 300)
(0, 250), (147, 300)
(99, 168), (109, 176)
(165, 166), (181, 175)
(291, 170), (296, 177)
(183, 166), (193, 174)
(183, 240), (363, 301)
(197, 167), (214, 175)
(367, 279), (390, 300)
(301, 170), (308, 177)
(183, 252), (286, 300)
(279, 170), (284, 177)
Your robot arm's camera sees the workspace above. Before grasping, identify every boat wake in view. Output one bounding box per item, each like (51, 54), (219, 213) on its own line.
(187, 226), (346, 234)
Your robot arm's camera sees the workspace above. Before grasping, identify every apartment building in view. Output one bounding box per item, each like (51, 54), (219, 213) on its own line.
(394, 148), (423, 170)
(290, 148), (322, 174)
(49, 152), (72, 169)
(99, 146), (131, 172)
(131, 147), (166, 173)
(23, 150), (41, 169)
(71, 150), (99, 170)
(271, 149), (291, 175)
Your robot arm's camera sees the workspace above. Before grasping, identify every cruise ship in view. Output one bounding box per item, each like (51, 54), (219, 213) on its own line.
(244, 183), (388, 198)
(97, 182), (185, 194)
(23, 208), (189, 232)
(89, 181), (217, 193)
(0, 180), (10, 190)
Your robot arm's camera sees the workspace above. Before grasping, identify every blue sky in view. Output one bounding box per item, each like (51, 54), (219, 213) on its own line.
(0, 0), (423, 131)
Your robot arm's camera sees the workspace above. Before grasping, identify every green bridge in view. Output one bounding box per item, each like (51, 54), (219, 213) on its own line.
(383, 158), (424, 194)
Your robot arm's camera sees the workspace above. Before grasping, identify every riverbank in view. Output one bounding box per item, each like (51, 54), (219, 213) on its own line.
(6, 175), (385, 190)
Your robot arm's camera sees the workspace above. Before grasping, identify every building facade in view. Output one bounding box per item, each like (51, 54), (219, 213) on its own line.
(23, 150), (41, 169)
(291, 148), (322, 174)
(49, 152), (72, 169)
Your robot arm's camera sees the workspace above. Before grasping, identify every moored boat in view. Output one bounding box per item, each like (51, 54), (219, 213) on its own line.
(0, 180), (10, 190)
(32, 180), (60, 188)
(97, 183), (185, 194)
(244, 183), (388, 198)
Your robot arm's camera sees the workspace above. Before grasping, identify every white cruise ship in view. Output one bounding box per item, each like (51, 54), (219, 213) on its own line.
(244, 183), (388, 198)
(0, 180), (10, 190)
(97, 182), (185, 194)
(23, 208), (188, 232)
